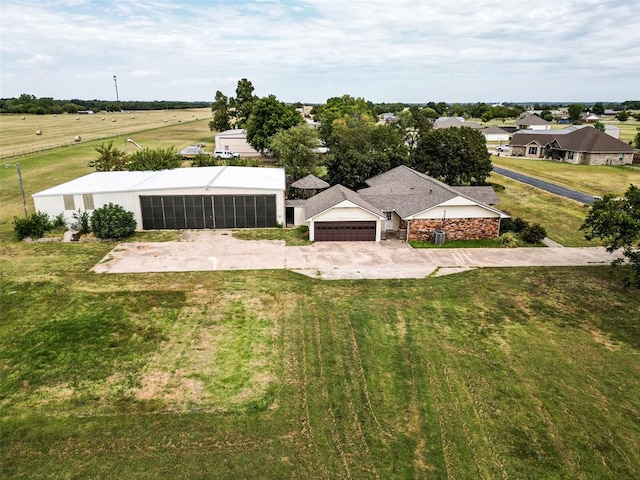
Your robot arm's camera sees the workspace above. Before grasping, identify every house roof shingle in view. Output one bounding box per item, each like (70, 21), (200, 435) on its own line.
(517, 114), (550, 126)
(511, 127), (634, 152)
(290, 174), (330, 190)
(304, 184), (384, 220)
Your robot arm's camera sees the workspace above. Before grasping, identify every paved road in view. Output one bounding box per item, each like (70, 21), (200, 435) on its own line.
(493, 166), (596, 205)
(93, 231), (619, 280)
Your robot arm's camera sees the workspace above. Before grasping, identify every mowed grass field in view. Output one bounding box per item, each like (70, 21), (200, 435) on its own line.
(0, 107), (211, 158)
(1, 115), (640, 478)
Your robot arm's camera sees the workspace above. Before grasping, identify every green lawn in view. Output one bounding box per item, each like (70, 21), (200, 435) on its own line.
(492, 156), (640, 197)
(1, 239), (639, 478)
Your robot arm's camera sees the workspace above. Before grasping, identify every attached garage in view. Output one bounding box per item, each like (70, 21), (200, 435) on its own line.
(304, 185), (385, 242)
(314, 221), (377, 241)
(33, 166), (286, 231)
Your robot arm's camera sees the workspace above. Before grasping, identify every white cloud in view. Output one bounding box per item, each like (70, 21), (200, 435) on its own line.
(0, 0), (638, 102)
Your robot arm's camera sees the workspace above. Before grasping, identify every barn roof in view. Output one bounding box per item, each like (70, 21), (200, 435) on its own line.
(291, 174), (330, 190)
(33, 166), (285, 197)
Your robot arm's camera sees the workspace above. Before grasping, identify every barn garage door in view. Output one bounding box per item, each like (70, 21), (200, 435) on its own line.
(314, 221), (376, 241)
(140, 195), (276, 230)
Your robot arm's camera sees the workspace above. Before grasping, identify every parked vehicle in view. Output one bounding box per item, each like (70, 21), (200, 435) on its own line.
(495, 144), (509, 152)
(213, 150), (240, 159)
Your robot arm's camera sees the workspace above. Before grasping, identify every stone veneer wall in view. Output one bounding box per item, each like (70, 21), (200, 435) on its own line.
(408, 218), (500, 241)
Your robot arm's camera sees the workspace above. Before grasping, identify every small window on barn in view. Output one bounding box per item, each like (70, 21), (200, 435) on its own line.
(63, 195), (75, 210)
(528, 146), (538, 155)
(83, 194), (95, 210)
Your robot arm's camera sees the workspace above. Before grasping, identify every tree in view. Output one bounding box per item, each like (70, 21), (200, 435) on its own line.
(541, 109), (554, 122)
(568, 103), (585, 123)
(245, 95), (303, 154)
(581, 185), (640, 287)
(230, 78), (257, 127)
(592, 102), (605, 115)
(317, 95), (376, 143)
(209, 90), (231, 132)
(634, 128), (640, 149)
(617, 110), (630, 122)
(593, 121), (606, 132)
(325, 118), (408, 190)
(126, 147), (181, 171)
(269, 124), (321, 182)
(394, 107), (432, 150)
(89, 141), (129, 171)
(412, 127), (492, 185)
(91, 203), (137, 239)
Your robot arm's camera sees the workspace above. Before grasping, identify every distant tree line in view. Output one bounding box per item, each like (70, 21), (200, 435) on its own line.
(0, 94), (209, 114)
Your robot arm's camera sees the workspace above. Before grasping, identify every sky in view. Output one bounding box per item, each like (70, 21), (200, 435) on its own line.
(1, 0), (639, 104)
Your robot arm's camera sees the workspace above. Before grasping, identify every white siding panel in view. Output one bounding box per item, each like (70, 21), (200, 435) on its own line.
(314, 206), (380, 222)
(415, 204), (501, 219)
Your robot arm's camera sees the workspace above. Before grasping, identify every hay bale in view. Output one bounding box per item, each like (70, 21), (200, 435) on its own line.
(21, 116), (26, 120)
(112, 118), (116, 122)
(74, 135), (81, 142)
(35, 130), (42, 135)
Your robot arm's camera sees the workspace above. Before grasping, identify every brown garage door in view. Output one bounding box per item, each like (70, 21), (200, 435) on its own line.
(314, 221), (376, 241)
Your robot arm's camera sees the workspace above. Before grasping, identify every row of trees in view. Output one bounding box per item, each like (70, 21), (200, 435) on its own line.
(89, 142), (183, 171)
(0, 94), (209, 114)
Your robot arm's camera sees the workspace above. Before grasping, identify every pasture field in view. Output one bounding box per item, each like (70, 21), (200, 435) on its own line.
(492, 155), (640, 197)
(0, 108), (211, 158)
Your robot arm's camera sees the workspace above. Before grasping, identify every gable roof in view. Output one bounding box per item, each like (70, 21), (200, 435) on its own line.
(304, 184), (384, 220)
(482, 125), (509, 135)
(517, 114), (550, 126)
(357, 165), (504, 218)
(434, 117), (483, 129)
(215, 128), (247, 137)
(291, 174), (330, 190)
(511, 127), (634, 152)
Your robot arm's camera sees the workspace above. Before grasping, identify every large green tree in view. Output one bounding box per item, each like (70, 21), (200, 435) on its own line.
(317, 94), (376, 143)
(245, 95), (302, 154)
(394, 106), (432, 150)
(269, 124), (321, 182)
(581, 185), (640, 287)
(230, 78), (257, 127)
(568, 103), (585, 123)
(412, 127), (492, 185)
(325, 117), (409, 190)
(208, 90), (231, 132)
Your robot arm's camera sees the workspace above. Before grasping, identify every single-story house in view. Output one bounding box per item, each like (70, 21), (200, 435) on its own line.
(33, 166), (286, 230)
(516, 113), (551, 130)
(434, 117), (483, 129)
(510, 127), (635, 165)
(482, 126), (510, 142)
(214, 129), (260, 157)
(295, 166), (508, 242)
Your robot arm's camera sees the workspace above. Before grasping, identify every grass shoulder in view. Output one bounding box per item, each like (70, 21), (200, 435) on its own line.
(232, 226), (311, 246)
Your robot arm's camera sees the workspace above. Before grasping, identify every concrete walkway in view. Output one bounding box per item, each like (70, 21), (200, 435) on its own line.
(93, 231), (619, 280)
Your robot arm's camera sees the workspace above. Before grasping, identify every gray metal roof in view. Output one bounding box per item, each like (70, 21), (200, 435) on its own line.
(291, 174), (330, 190)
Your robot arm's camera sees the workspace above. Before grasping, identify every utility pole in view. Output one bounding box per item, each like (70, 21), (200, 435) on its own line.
(113, 75), (120, 102)
(5, 163), (27, 217)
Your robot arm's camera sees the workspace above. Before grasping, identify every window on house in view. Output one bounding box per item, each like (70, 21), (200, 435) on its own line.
(63, 195), (75, 210)
(82, 194), (95, 210)
(619, 153), (624, 161)
(568, 151), (574, 160)
(385, 212), (393, 221)
(528, 146), (538, 155)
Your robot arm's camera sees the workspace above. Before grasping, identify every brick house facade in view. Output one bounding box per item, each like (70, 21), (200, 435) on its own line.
(407, 218), (501, 241)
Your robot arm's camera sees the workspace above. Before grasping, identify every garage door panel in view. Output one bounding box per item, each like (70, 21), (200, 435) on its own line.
(314, 221), (376, 241)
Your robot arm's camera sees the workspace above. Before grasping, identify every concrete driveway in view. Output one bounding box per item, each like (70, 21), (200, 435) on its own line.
(92, 230), (619, 280)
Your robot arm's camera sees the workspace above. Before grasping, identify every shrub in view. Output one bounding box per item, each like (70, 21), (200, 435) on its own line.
(127, 147), (181, 171)
(499, 217), (516, 235)
(513, 217), (530, 233)
(51, 213), (67, 230)
(91, 203), (136, 239)
(499, 232), (519, 248)
(190, 153), (220, 167)
(72, 209), (91, 235)
(13, 211), (52, 240)
(521, 223), (547, 244)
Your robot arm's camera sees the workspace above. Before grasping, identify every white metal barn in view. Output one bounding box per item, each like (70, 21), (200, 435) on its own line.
(214, 129), (260, 157)
(32, 166), (286, 230)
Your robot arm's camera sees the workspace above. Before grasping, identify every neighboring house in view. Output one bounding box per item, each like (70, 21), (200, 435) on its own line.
(297, 166), (508, 242)
(516, 113), (551, 130)
(481, 126), (510, 142)
(214, 129), (260, 157)
(584, 113), (600, 123)
(510, 127), (635, 165)
(434, 117), (483, 129)
(33, 166), (286, 230)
